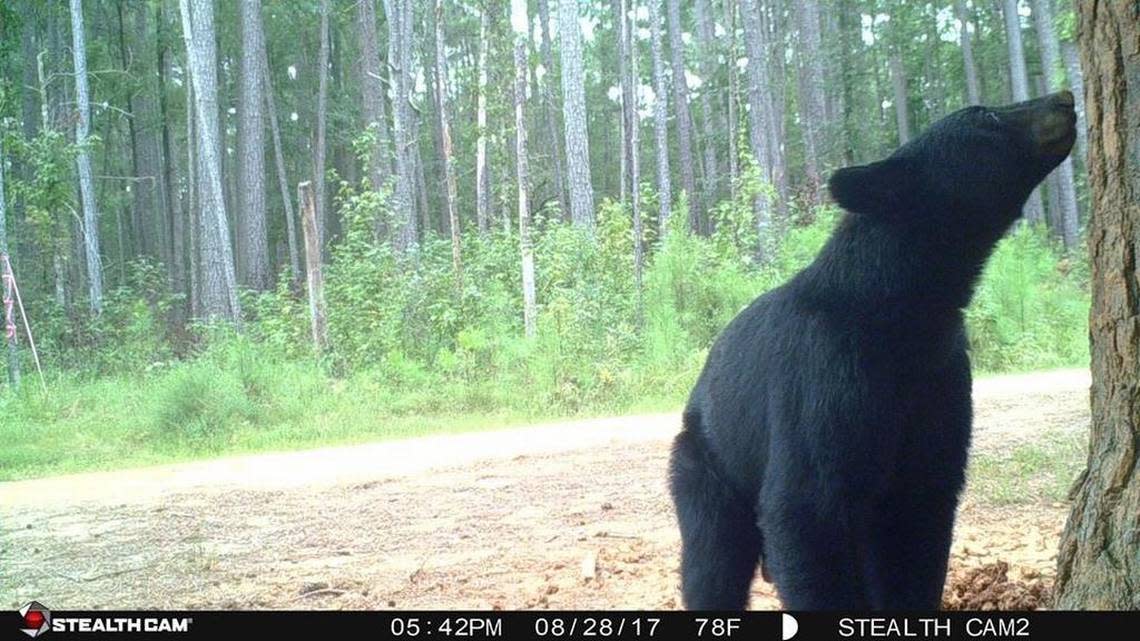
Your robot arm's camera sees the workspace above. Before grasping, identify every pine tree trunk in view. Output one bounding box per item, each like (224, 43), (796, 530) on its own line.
(115, 0), (144, 261)
(313, 0), (330, 252)
(619, 0), (644, 325)
(740, 0), (774, 258)
(558, 0), (596, 230)
(413, 126), (431, 239)
(186, 65), (200, 319)
(1031, 0), (1080, 250)
(260, 24), (301, 281)
(420, 17), (443, 238)
(475, 4), (491, 234)
(759, 0), (787, 213)
(179, 0), (241, 321)
(11, 0), (38, 267)
(433, 0), (462, 286)
(821, 5), (845, 146)
(613, 0), (628, 205)
(837, 0), (858, 164)
(157, 1), (185, 313)
(793, 0), (826, 205)
(123, 1), (167, 266)
(357, 0), (393, 198)
(511, 0), (536, 338)
(956, 0), (981, 104)
(723, 0), (740, 199)
(386, 0), (418, 254)
(536, 0), (569, 223)
(1055, 0), (1140, 609)
(238, 0), (269, 290)
(69, 0), (104, 315)
(20, 0), (39, 144)
(648, 0), (672, 238)
(694, 0), (722, 212)
(1002, 0), (1045, 225)
(665, 0), (700, 233)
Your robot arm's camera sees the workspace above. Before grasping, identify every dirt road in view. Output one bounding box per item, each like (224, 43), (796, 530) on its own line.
(0, 369), (1090, 610)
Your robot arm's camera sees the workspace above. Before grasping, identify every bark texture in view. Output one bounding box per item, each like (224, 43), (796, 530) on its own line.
(558, 0), (596, 229)
(1055, 0), (1140, 610)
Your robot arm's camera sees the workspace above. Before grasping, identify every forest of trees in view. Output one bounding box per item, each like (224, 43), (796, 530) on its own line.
(0, 0), (1090, 351)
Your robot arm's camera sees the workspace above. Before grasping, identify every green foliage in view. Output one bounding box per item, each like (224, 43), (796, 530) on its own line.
(966, 224), (1090, 373)
(0, 173), (1091, 479)
(24, 258), (176, 377)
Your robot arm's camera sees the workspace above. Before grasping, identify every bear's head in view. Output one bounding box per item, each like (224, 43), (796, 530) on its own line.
(828, 90), (1077, 237)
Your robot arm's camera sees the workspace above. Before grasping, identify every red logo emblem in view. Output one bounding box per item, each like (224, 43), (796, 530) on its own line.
(19, 602), (51, 638)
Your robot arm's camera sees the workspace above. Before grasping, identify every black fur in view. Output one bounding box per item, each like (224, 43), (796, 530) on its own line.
(669, 94), (1076, 610)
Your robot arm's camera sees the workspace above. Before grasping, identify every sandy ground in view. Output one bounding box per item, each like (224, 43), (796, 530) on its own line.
(0, 369), (1090, 610)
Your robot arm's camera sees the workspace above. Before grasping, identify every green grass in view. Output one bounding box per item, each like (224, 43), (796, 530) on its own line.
(0, 343), (682, 482)
(966, 430), (1088, 505)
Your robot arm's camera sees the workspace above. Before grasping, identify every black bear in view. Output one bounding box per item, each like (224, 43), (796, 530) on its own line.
(669, 91), (1076, 610)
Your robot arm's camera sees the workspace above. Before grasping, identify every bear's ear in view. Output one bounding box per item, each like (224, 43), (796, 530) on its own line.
(827, 157), (915, 216)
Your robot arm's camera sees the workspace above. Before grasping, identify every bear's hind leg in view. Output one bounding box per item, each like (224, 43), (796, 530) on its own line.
(863, 486), (959, 609)
(669, 428), (763, 610)
(760, 491), (872, 609)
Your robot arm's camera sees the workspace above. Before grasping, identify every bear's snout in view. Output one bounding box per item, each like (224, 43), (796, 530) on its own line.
(1025, 91), (1077, 159)
(992, 91), (1077, 160)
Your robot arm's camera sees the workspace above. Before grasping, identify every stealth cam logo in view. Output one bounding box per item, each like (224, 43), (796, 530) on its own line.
(19, 602), (51, 638)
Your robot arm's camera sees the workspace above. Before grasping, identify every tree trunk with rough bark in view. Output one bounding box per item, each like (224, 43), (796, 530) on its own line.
(179, 0), (241, 321)
(186, 64), (200, 319)
(723, 0), (739, 199)
(70, 0), (104, 315)
(793, 0), (826, 205)
(648, 0), (672, 238)
(122, 1), (167, 265)
(386, 0), (418, 254)
(475, 4), (491, 234)
(619, 0), (644, 324)
(665, 0), (700, 233)
(238, 0), (269, 290)
(157, 1), (186, 314)
(536, 0), (569, 222)
(313, 0), (330, 252)
(511, 0), (536, 338)
(259, 21), (301, 281)
(694, 0), (722, 211)
(956, 0), (981, 105)
(357, 0), (393, 197)
(433, 0), (462, 287)
(558, 0), (596, 230)
(762, 0), (787, 213)
(1055, 0), (1140, 609)
(740, 0), (774, 259)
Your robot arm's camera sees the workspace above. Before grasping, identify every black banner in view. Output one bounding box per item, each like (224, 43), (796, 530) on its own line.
(5, 609), (1137, 641)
